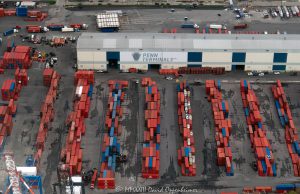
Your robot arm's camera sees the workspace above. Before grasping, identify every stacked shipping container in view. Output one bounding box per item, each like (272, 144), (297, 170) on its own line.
(206, 80), (234, 176)
(59, 71), (94, 176)
(34, 69), (60, 167)
(97, 80), (128, 189)
(0, 45), (32, 69)
(0, 7), (47, 21)
(240, 80), (277, 177)
(0, 99), (16, 152)
(176, 81), (196, 176)
(178, 67), (225, 75)
(141, 77), (160, 179)
(1, 69), (28, 101)
(271, 80), (300, 176)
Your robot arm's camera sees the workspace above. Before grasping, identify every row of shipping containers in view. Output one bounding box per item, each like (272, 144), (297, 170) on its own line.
(0, 45), (32, 69)
(206, 80), (234, 176)
(35, 69), (60, 167)
(59, 71), (94, 176)
(0, 99), (16, 153)
(0, 7), (47, 21)
(141, 77), (161, 179)
(97, 80), (128, 189)
(0, 69), (25, 153)
(222, 183), (300, 193)
(176, 81), (196, 176)
(158, 67), (226, 76)
(271, 80), (300, 176)
(240, 80), (277, 177)
(178, 67), (225, 75)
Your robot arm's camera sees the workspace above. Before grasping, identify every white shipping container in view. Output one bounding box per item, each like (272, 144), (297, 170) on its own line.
(76, 86), (83, 97)
(209, 24), (226, 29)
(16, 167), (37, 176)
(62, 27), (74, 32)
(18, 1), (36, 7)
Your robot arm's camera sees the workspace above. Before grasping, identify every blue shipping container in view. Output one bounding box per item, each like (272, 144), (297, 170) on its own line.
(293, 142), (300, 154)
(181, 23), (195, 28)
(261, 160), (267, 174)
(149, 157), (153, 168)
(10, 82), (15, 91)
(103, 170), (107, 178)
(110, 127), (114, 137)
(276, 184), (295, 191)
(16, 6), (28, 17)
(272, 163), (277, 177)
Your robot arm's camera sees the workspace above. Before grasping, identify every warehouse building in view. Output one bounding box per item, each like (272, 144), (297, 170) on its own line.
(77, 33), (300, 72)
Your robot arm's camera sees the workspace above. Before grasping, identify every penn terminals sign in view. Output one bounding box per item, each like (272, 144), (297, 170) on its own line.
(120, 52), (187, 63)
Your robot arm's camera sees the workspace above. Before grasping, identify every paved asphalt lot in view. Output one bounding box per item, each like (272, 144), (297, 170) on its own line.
(0, 4), (300, 194)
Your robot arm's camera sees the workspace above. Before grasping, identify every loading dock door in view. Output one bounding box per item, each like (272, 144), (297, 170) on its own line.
(232, 65), (245, 71)
(272, 65), (286, 71)
(148, 64), (161, 69)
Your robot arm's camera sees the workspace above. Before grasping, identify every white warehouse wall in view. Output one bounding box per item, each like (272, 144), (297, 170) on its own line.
(286, 65), (300, 71)
(287, 53), (300, 64)
(160, 64), (187, 69)
(202, 52), (232, 63)
(120, 64), (148, 71)
(246, 52), (274, 63)
(245, 64), (273, 71)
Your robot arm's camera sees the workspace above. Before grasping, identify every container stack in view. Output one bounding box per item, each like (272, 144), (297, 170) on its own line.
(15, 68), (28, 86)
(0, 7), (47, 21)
(0, 99), (16, 152)
(240, 80), (276, 177)
(178, 67), (225, 75)
(141, 77), (160, 179)
(1, 79), (16, 101)
(206, 80), (234, 176)
(159, 69), (179, 76)
(0, 45), (32, 69)
(59, 71), (94, 176)
(271, 80), (300, 176)
(176, 81), (196, 176)
(74, 70), (94, 85)
(35, 69), (60, 167)
(1, 69), (28, 101)
(97, 80), (128, 189)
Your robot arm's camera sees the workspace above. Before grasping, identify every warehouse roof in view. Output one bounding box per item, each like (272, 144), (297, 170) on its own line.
(77, 33), (300, 52)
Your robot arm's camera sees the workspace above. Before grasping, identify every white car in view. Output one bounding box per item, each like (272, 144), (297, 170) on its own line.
(166, 76), (173, 80)
(274, 71), (280, 75)
(248, 72), (253, 76)
(258, 72), (264, 76)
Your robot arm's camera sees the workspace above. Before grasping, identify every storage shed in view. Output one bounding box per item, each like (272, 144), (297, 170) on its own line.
(77, 33), (300, 72)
